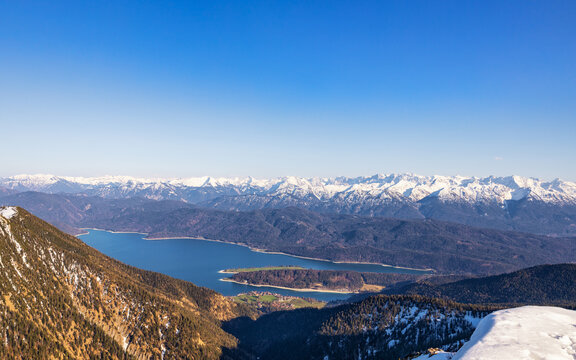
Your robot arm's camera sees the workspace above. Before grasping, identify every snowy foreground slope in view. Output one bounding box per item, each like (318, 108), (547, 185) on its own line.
(418, 306), (576, 360)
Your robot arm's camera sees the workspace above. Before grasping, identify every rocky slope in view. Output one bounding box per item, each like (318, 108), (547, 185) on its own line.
(2, 173), (576, 235)
(0, 206), (254, 359)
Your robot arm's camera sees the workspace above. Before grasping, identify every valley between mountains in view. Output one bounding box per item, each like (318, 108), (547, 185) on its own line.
(2, 207), (576, 359)
(1, 174), (575, 359)
(2, 190), (574, 275)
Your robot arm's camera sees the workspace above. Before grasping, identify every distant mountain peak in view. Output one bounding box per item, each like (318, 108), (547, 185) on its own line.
(2, 173), (576, 235)
(2, 174), (575, 200)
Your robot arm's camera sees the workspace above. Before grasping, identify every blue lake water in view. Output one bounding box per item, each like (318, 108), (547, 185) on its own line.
(79, 229), (432, 301)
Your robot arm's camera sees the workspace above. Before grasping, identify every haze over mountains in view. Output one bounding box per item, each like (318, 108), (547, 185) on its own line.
(2, 173), (576, 235)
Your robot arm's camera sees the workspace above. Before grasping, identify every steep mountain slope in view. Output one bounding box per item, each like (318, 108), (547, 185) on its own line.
(0, 207), (254, 359)
(2, 194), (574, 275)
(225, 295), (498, 360)
(385, 263), (576, 306)
(2, 173), (576, 235)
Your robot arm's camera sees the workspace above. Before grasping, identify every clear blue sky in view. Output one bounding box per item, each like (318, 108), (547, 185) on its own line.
(1, 1), (575, 180)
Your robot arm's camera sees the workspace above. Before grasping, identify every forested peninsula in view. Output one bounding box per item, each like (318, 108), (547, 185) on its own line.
(225, 268), (423, 293)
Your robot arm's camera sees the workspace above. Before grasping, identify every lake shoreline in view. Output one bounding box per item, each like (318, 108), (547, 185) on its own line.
(147, 236), (433, 273)
(78, 229), (434, 274)
(219, 277), (356, 294)
(79, 229), (418, 301)
(219, 266), (305, 274)
(79, 227), (149, 236)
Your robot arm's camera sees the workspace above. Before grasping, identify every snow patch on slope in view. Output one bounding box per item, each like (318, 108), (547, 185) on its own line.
(454, 306), (576, 360)
(0, 207), (17, 219)
(413, 351), (453, 360)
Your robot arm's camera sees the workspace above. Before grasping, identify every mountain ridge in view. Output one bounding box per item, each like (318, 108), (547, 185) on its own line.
(384, 263), (576, 306)
(3, 173), (576, 235)
(3, 173), (575, 204)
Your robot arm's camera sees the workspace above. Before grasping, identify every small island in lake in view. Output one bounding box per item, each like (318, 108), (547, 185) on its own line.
(222, 268), (425, 293)
(220, 265), (305, 274)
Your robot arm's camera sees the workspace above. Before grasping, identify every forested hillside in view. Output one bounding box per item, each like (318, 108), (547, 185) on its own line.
(385, 263), (576, 306)
(229, 269), (422, 292)
(0, 207), (254, 359)
(225, 295), (500, 360)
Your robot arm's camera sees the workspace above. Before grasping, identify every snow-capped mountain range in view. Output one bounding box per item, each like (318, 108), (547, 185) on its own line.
(2, 173), (576, 204)
(2, 173), (576, 234)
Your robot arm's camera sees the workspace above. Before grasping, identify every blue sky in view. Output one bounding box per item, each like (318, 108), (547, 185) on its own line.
(1, 1), (575, 180)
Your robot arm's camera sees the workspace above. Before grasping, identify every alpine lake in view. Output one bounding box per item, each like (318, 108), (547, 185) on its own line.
(79, 229), (432, 301)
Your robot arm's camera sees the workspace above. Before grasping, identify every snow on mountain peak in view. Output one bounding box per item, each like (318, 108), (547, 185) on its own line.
(1, 173), (575, 205)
